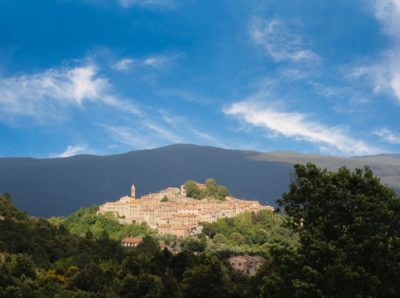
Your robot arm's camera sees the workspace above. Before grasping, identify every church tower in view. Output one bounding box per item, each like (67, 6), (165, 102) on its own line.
(131, 184), (136, 199)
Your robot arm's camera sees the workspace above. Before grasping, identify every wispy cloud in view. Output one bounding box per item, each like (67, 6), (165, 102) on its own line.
(52, 145), (91, 158)
(161, 112), (227, 147)
(143, 53), (181, 69)
(0, 63), (140, 121)
(141, 119), (183, 143)
(373, 0), (400, 38)
(224, 94), (380, 156)
(0, 65), (105, 117)
(112, 54), (180, 73)
(104, 125), (158, 149)
(104, 118), (183, 149)
(348, 0), (400, 102)
(112, 58), (135, 71)
(0, 57), (206, 152)
(373, 128), (400, 144)
(250, 18), (319, 63)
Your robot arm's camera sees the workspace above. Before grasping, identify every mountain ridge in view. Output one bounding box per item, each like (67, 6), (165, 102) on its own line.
(1, 144), (399, 217)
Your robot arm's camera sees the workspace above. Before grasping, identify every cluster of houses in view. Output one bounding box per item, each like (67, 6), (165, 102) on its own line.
(98, 183), (273, 237)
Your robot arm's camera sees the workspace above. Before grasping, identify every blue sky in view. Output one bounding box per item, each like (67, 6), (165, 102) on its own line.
(1, 0), (400, 157)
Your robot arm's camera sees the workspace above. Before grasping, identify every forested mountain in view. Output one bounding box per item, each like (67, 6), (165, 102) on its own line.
(1, 144), (399, 216)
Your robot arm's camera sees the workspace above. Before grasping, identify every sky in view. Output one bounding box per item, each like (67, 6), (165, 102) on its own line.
(1, 0), (400, 157)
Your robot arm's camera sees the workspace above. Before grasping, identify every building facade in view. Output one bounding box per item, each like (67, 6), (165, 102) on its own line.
(99, 183), (273, 237)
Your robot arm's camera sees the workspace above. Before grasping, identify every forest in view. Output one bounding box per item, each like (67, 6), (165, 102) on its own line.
(1, 163), (400, 297)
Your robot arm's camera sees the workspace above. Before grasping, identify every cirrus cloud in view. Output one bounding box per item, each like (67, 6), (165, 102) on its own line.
(250, 18), (319, 63)
(224, 99), (380, 156)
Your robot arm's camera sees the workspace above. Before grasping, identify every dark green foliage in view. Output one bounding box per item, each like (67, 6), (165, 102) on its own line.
(160, 196), (169, 202)
(261, 164), (400, 297)
(181, 237), (206, 252)
(180, 258), (232, 298)
(184, 178), (231, 200)
(136, 235), (160, 256)
(205, 178), (230, 200)
(184, 180), (205, 200)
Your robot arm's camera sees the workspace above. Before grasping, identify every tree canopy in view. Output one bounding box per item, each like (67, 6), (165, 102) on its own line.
(49, 205), (154, 240)
(184, 178), (230, 200)
(260, 163), (400, 297)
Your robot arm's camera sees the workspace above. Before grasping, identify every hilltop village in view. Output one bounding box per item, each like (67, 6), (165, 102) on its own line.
(99, 180), (273, 237)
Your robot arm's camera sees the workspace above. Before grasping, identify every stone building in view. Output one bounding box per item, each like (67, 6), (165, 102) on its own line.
(121, 237), (143, 247)
(229, 255), (266, 276)
(98, 183), (273, 237)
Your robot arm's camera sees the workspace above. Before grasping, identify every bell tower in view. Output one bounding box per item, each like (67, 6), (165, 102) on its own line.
(131, 184), (136, 199)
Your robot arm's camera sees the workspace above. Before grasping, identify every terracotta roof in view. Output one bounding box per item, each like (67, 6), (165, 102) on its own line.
(159, 224), (172, 228)
(121, 237), (143, 244)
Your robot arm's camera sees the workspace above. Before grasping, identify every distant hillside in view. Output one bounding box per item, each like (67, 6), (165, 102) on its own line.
(0, 144), (399, 217)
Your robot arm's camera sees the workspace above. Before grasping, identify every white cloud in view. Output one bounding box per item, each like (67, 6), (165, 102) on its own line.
(350, 0), (400, 102)
(224, 99), (380, 156)
(143, 53), (181, 69)
(250, 18), (319, 63)
(373, 0), (400, 38)
(112, 54), (180, 73)
(113, 58), (135, 71)
(0, 63), (140, 121)
(373, 128), (400, 144)
(53, 145), (90, 158)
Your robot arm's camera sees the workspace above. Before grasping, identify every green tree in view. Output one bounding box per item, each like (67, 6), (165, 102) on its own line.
(263, 163), (400, 297)
(136, 236), (160, 256)
(205, 178), (230, 200)
(181, 258), (232, 298)
(5, 254), (36, 280)
(184, 180), (205, 200)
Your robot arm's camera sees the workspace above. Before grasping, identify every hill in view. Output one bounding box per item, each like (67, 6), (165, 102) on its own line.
(0, 144), (399, 216)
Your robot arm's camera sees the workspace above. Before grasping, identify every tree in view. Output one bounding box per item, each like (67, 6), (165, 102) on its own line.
(184, 181), (205, 200)
(205, 178), (230, 200)
(181, 258), (232, 298)
(262, 163), (400, 297)
(136, 236), (160, 256)
(5, 254), (36, 280)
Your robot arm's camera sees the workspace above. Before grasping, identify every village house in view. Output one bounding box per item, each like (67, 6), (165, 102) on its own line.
(99, 183), (273, 237)
(121, 237), (143, 247)
(229, 255), (266, 276)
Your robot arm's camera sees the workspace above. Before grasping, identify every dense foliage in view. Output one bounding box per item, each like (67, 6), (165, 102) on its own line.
(202, 209), (297, 255)
(184, 178), (230, 200)
(49, 205), (154, 240)
(261, 164), (400, 297)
